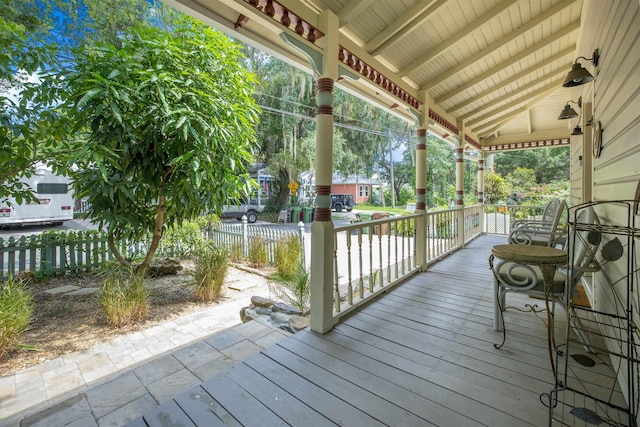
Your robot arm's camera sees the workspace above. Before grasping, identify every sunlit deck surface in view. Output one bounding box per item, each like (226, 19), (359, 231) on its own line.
(130, 235), (611, 427)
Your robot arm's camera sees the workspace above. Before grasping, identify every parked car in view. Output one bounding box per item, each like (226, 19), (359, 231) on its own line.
(221, 195), (266, 224)
(221, 202), (264, 224)
(331, 194), (354, 212)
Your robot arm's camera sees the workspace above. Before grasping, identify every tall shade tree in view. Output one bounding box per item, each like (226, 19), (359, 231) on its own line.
(0, 10), (65, 204)
(63, 18), (260, 274)
(1, 0), (179, 204)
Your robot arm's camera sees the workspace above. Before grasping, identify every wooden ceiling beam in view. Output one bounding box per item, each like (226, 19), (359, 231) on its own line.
(442, 46), (575, 110)
(338, 0), (375, 26)
(398, 0), (519, 77)
(423, 0), (578, 90)
(364, 0), (447, 54)
(460, 75), (565, 122)
(470, 85), (561, 134)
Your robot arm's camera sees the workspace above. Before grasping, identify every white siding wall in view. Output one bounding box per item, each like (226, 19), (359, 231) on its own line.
(577, 0), (640, 413)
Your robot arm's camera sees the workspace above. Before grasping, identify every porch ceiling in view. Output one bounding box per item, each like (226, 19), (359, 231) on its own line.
(163, 0), (587, 150)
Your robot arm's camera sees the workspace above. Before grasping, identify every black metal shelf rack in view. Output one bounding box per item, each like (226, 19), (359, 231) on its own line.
(548, 200), (639, 426)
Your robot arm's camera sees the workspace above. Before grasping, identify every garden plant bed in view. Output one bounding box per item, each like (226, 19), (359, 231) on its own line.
(0, 264), (274, 377)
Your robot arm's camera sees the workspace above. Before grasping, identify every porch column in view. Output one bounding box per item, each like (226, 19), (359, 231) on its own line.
(455, 142), (464, 246)
(411, 91), (429, 271)
(310, 10), (339, 334)
(478, 151), (485, 233)
(477, 154), (484, 205)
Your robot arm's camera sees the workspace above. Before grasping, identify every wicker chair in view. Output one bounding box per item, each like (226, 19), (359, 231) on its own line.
(491, 206), (601, 348)
(508, 198), (568, 247)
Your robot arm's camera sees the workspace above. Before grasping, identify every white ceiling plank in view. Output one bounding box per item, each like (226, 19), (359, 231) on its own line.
(472, 85), (562, 134)
(423, 0), (578, 89)
(398, 0), (520, 77)
(444, 46), (575, 110)
(459, 76), (566, 122)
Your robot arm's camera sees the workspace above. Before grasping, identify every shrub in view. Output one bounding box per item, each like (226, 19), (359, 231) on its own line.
(274, 235), (303, 280)
(248, 236), (268, 268)
(194, 244), (229, 302)
(0, 277), (34, 360)
(101, 271), (149, 327)
(160, 214), (220, 257)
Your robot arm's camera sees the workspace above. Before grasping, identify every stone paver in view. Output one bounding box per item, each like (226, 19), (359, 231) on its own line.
(145, 368), (201, 403)
(43, 285), (80, 295)
(133, 355), (182, 387)
(95, 394), (156, 427)
(20, 395), (91, 427)
(0, 295), (293, 427)
(171, 341), (223, 370)
(85, 373), (147, 419)
(204, 329), (244, 350)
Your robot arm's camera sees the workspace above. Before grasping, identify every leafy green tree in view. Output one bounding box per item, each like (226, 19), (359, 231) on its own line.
(493, 147), (569, 183)
(1, 0), (179, 205)
(63, 18), (260, 274)
(0, 11), (65, 204)
(505, 167), (537, 204)
(484, 170), (509, 204)
(244, 49), (316, 207)
(425, 136), (455, 208)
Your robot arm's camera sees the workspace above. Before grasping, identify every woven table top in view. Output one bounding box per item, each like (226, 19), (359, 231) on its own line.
(491, 244), (567, 266)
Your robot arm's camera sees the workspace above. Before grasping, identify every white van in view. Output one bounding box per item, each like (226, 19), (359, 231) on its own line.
(0, 165), (74, 227)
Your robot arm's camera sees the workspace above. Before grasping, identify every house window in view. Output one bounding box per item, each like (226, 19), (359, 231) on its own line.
(359, 185), (363, 197)
(365, 186), (369, 197)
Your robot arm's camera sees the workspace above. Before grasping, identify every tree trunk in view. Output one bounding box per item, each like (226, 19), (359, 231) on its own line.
(107, 231), (133, 270)
(134, 194), (166, 275)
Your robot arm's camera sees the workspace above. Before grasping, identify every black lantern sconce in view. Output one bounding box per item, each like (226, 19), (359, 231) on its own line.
(558, 96), (582, 120)
(571, 125), (583, 135)
(562, 49), (600, 87)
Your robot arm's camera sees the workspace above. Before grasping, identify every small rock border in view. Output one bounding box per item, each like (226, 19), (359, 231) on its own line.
(240, 296), (310, 334)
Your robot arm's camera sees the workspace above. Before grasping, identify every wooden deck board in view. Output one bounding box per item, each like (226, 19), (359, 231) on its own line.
(133, 235), (627, 426)
(244, 354), (385, 426)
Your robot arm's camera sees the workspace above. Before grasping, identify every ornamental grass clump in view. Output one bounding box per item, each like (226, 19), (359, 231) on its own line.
(101, 271), (148, 327)
(194, 244), (229, 302)
(274, 235), (303, 281)
(248, 237), (268, 269)
(0, 277), (34, 360)
(229, 240), (244, 263)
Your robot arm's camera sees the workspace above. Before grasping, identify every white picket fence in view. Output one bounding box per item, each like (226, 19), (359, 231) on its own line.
(1, 219), (307, 280)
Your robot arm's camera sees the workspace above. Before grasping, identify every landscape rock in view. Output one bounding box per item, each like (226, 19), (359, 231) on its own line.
(251, 296), (275, 308)
(242, 308), (259, 323)
(288, 315), (310, 332)
(240, 296), (309, 333)
(145, 257), (183, 277)
(271, 302), (302, 315)
(270, 311), (290, 324)
(255, 307), (273, 316)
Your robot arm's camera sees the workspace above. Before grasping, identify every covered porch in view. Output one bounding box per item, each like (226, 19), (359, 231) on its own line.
(152, 0), (639, 424)
(131, 235), (625, 426)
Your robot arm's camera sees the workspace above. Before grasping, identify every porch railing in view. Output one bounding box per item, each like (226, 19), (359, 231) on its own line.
(324, 203), (535, 326)
(483, 204), (546, 236)
(332, 213), (421, 320)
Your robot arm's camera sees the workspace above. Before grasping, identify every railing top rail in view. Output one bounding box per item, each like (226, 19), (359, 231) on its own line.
(334, 212), (421, 233)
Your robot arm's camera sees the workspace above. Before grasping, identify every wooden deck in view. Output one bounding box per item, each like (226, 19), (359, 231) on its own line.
(127, 235), (625, 426)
